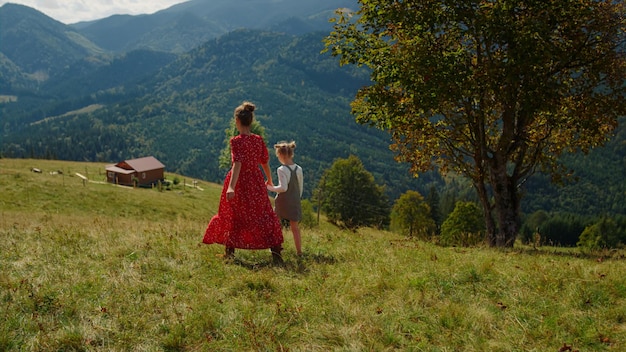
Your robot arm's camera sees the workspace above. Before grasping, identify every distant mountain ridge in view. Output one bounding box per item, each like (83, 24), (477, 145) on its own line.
(71, 0), (359, 53)
(0, 0), (358, 91)
(0, 3), (103, 77)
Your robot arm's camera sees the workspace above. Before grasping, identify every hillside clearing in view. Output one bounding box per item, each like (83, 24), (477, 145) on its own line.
(1, 158), (625, 351)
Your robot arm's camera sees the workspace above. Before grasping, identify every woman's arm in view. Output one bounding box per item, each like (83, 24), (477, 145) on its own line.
(261, 162), (273, 186)
(226, 161), (241, 200)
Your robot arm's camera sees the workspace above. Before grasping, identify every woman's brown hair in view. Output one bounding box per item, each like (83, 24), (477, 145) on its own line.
(234, 101), (255, 126)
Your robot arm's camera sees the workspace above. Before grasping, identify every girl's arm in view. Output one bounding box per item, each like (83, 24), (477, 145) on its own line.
(297, 166), (304, 198)
(226, 161), (241, 200)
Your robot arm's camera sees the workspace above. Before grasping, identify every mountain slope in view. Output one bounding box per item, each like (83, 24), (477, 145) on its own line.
(42, 49), (178, 99)
(73, 0), (359, 53)
(1, 30), (429, 200)
(0, 51), (35, 92)
(0, 3), (103, 75)
(522, 117), (626, 215)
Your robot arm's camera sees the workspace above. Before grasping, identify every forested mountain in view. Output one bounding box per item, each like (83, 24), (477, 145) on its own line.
(0, 0), (358, 93)
(523, 118), (626, 216)
(0, 2), (624, 217)
(0, 51), (33, 92)
(0, 3), (103, 77)
(0, 28), (432, 200)
(72, 0), (359, 53)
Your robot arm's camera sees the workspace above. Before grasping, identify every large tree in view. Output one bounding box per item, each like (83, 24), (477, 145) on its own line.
(325, 0), (626, 247)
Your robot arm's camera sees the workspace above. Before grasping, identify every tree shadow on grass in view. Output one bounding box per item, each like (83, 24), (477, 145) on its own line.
(506, 246), (626, 261)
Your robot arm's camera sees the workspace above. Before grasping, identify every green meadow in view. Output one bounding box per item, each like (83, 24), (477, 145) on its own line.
(1, 158), (625, 351)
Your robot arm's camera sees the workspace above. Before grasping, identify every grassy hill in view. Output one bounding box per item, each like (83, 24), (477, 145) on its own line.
(1, 158), (625, 350)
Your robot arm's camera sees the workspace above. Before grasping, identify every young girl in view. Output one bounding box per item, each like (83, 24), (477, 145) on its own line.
(267, 141), (304, 256)
(203, 101), (284, 264)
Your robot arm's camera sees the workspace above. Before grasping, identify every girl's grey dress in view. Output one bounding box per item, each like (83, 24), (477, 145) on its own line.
(274, 165), (302, 221)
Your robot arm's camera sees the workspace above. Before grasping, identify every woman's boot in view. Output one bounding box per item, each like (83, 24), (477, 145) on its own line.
(271, 246), (283, 265)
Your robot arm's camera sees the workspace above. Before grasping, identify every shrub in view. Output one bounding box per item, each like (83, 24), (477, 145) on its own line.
(440, 201), (485, 247)
(390, 190), (436, 239)
(577, 217), (624, 250)
(315, 155), (390, 229)
(300, 199), (317, 229)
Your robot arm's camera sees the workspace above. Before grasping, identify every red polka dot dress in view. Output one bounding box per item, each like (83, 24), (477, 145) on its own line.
(203, 134), (283, 249)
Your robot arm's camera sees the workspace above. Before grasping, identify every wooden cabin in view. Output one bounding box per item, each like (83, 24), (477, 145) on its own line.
(106, 156), (165, 187)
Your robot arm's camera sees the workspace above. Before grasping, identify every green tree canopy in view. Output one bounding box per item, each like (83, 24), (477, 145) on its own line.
(315, 155), (390, 229)
(426, 185), (443, 231)
(325, 0), (626, 247)
(390, 190), (436, 239)
(577, 217), (625, 250)
(440, 201), (485, 247)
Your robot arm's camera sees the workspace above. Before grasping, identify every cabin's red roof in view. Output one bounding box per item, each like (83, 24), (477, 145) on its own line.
(123, 156), (164, 172)
(106, 156), (164, 173)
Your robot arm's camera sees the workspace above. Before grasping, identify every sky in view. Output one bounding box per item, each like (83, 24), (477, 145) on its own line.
(0, 0), (190, 24)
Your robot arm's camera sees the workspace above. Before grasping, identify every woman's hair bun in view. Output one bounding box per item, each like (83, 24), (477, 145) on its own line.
(242, 101), (256, 112)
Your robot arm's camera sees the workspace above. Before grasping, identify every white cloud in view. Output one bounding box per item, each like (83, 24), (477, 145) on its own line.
(0, 0), (189, 24)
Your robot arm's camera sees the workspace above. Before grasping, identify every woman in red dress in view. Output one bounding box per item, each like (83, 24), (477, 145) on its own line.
(203, 101), (283, 263)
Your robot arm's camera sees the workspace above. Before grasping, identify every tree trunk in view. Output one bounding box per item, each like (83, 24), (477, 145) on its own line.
(474, 180), (497, 246)
(489, 165), (520, 247)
